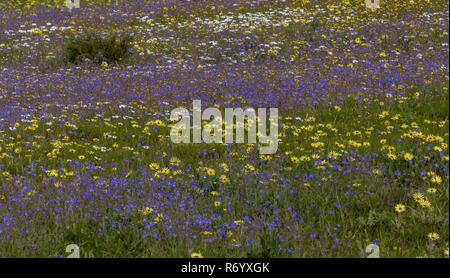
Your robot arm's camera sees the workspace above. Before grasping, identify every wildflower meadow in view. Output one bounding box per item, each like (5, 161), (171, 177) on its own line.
(0, 0), (448, 258)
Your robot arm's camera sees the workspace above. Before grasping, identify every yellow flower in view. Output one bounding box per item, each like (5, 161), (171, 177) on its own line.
(413, 193), (424, 202)
(430, 175), (442, 184)
(300, 156), (310, 161)
(419, 200), (431, 208)
(170, 157), (181, 166)
(403, 153), (414, 161)
(140, 207), (154, 216)
(48, 169), (59, 177)
(427, 188), (437, 193)
(190, 252), (203, 258)
(245, 164), (255, 172)
(207, 168), (215, 176)
(149, 163), (160, 170)
(220, 175), (229, 183)
(427, 233), (439, 241)
(125, 171), (132, 178)
(387, 153), (397, 160)
(202, 231), (212, 235)
(234, 220), (244, 226)
(290, 156), (299, 164)
(210, 191), (220, 196)
(154, 213), (164, 222)
(161, 168), (170, 174)
(395, 204), (406, 213)
(214, 201), (221, 207)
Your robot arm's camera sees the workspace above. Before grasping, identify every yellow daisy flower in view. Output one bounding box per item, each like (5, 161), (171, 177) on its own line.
(191, 252), (203, 258)
(427, 233), (439, 241)
(395, 204), (406, 213)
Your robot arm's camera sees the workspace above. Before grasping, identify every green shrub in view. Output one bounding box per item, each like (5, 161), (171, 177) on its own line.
(62, 32), (133, 64)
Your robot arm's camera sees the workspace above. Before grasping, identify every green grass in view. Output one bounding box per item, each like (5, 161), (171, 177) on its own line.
(0, 88), (448, 258)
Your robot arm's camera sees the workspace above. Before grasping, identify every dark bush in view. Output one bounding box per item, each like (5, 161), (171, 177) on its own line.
(62, 32), (133, 64)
